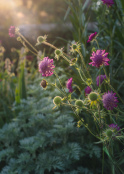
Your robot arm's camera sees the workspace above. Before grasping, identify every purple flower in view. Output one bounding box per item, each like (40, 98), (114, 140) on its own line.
(96, 75), (106, 86)
(87, 32), (97, 43)
(89, 50), (110, 68)
(102, 91), (118, 110)
(101, 0), (114, 7)
(9, 26), (16, 37)
(66, 78), (73, 93)
(39, 57), (55, 77)
(85, 86), (92, 96)
(109, 124), (120, 132)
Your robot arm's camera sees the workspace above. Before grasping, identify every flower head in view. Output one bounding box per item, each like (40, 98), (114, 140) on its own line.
(85, 86), (92, 96)
(9, 26), (15, 37)
(89, 50), (110, 68)
(87, 32), (97, 43)
(101, 0), (114, 7)
(102, 91), (118, 110)
(40, 79), (48, 89)
(75, 100), (84, 108)
(66, 78), (73, 93)
(70, 42), (80, 53)
(87, 91), (100, 106)
(103, 123), (121, 140)
(96, 75), (106, 86)
(36, 35), (47, 45)
(39, 57), (55, 77)
(54, 48), (63, 60)
(53, 96), (62, 106)
(109, 124), (120, 132)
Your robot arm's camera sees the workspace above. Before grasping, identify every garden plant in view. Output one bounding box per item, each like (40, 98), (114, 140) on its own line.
(0, 0), (124, 174)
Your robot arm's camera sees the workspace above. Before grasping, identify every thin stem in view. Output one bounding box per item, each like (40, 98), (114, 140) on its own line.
(54, 70), (66, 95)
(111, 145), (115, 174)
(102, 145), (104, 174)
(78, 68), (88, 85)
(109, 83), (124, 105)
(43, 41), (72, 63)
(103, 66), (124, 105)
(18, 32), (38, 54)
(49, 83), (65, 97)
(94, 39), (99, 49)
(78, 50), (86, 69)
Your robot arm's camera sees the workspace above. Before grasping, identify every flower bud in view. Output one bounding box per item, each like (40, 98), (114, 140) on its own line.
(17, 37), (22, 42)
(54, 49), (62, 60)
(72, 44), (77, 49)
(89, 92), (98, 101)
(53, 96), (62, 106)
(40, 80), (48, 89)
(106, 129), (113, 137)
(37, 35), (47, 44)
(75, 100), (83, 108)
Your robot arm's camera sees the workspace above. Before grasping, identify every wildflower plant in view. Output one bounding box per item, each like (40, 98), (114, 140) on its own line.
(8, 1), (124, 173)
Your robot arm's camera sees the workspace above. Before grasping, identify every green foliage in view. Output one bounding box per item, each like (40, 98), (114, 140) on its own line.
(92, 0), (124, 98)
(0, 76), (102, 174)
(18, 61), (27, 101)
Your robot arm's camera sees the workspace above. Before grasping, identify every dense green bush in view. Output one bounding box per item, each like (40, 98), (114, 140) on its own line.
(0, 74), (102, 174)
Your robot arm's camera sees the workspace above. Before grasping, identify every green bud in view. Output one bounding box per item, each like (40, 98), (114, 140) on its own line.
(89, 92), (98, 101)
(75, 100), (83, 107)
(72, 44), (77, 49)
(106, 129), (113, 137)
(55, 49), (61, 55)
(92, 47), (96, 52)
(17, 37), (22, 42)
(37, 35), (47, 44)
(53, 96), (62, 106)
(37, 36), (44, 43)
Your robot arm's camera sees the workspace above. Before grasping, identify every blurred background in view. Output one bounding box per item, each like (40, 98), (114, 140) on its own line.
(0, 0), (72, 56)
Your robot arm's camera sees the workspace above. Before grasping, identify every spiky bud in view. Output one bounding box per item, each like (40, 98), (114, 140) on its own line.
(75, 100), (83, 108)
(53, 96), (62, 106)
(106, 129), (113, 137)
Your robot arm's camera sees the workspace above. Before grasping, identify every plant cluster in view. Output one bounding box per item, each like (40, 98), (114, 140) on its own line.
(0, 0), (124, 174)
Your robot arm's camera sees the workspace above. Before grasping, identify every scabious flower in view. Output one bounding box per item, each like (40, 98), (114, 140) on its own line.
(39, 57), (55, 77)
(102, 91), (118, 110)
(89, 50), (110, 68)
(87, 32), (97, 43)
(9, 26), (16, 37)
(109, 124), (120, 132)
(96, 75), (106, 86)
(40, 79), (48, 89)
(101, 0), (114, 7)
(104, 123), (121, 139)
(85, 86), (92, 96)
(66, 78), (73, 93)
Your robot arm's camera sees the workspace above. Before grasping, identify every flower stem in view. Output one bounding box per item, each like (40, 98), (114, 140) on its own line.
(103, 66), (124, 105)
(54, 70), (66, 95)
(42, 41), (72, 63)
(18, 32), (38, 54)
